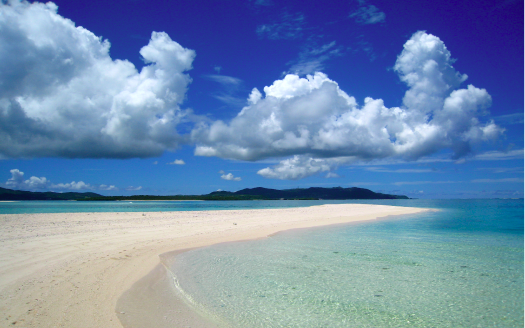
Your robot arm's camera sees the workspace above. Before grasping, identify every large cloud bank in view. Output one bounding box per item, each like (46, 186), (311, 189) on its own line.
(193, 31), (503, 179)
(0, 1), (503, 180)
(0, 1), (194, 158)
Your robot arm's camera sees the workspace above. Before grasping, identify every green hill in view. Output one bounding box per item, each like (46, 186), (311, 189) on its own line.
(209, 187), (408, 200)
(0, 186), (408, 201)
(0, 187), (102, 201)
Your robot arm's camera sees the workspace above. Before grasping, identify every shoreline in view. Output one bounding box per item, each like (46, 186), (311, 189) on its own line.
(0, 204), (429, 327)
(116, 199), (205, 201)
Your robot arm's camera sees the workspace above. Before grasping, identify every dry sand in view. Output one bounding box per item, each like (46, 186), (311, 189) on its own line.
(0, 204), (428, 328)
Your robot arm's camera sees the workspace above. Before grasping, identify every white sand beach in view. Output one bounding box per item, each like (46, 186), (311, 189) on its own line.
(0, 204), (428, 328)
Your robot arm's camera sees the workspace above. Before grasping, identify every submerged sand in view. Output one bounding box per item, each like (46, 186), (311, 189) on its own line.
(0, 204), (428, 328)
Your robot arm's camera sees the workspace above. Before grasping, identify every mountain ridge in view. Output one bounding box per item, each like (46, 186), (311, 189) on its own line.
(0, 186), (409, 201)
(209, 187), (409, 200)
(0, 187), (102, 201)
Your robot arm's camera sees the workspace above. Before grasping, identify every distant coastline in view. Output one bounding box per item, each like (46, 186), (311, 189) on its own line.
(117, 199), (204, 202)
(0, 186), (409, 201)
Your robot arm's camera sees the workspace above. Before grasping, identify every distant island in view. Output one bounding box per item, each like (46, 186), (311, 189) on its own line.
(0, 186), (408, 201)
(0, 187), (101, 201)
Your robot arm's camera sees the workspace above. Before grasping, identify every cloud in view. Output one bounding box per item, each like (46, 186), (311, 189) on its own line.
(6, 169), (49, 190)
(257, 156), (350, 180)
(126, 186), (143, 191)
(287, 41), (344, 75)
(202, 74), (246, 107)
(202, 74), (243, 87)
(477, 166), (523, 174)
(471, 178), (523, 183)
(4, 168), (118, 191)
(6, 169), (25, 189)
(153, 161), (158, 165)
(492, 112), (524, 125)
(473, 149), (523, 161)
(251, 0), (273, 6)
(365, 167), (435, 173)
(52, 181), (93, 190)
(99, 184), (118, 191)
(220, 172), (241, 181)
(392, 180), (459, 186)
(349, 181), (381, 186)
(353, 35), (378, 62)
(168, 159), (185, 165)
(193, 32), (503, 179)
(0, 1), (195, 159)
(325, 172), (340, 178)
(256, 12), (305, 40)
(350, 4), (385, 25)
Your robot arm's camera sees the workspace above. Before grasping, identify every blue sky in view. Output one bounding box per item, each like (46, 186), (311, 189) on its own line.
(0, 0), (523, 198)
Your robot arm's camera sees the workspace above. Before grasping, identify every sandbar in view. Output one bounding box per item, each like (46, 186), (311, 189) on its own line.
(0, 204), (428, 327)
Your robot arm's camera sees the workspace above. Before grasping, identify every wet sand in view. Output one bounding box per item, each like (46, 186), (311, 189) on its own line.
(0, 204), (428, 327)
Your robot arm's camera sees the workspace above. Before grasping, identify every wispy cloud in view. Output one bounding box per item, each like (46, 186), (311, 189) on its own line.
(392, 180), (459, 186)
(287, 40), (344, 75)
(366, 167), (436, 173)
(473, 149), (524, 161)
(202, 74), (246, 107)
(350, 4), (385, 25)
(350, 181), (381, 186)
(351, 35), (378, 61)
(126, 186), (143, 191)
(202, 74), (243, 87)
(471, 178), (523, 183)
(250, 0), (273, 6)
(257, 12), (306, 40)
(212, 94), (248, 108)
(492, 112), (524, 125)
(477, 166), (523, 174)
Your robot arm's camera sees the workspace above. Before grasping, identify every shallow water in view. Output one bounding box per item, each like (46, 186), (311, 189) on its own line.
(170, 199), (524, 327)
(0, 199), (415, 214)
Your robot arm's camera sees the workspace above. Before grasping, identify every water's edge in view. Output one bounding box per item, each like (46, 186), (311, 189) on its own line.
(115, 210), (431, 328)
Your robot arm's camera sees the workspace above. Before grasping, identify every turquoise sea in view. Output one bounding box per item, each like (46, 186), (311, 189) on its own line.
(3, 199), (523, 327)
(0, 199), (399, 214)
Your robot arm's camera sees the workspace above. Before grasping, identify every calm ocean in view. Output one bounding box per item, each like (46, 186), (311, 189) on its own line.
(3, 199), (523, 327)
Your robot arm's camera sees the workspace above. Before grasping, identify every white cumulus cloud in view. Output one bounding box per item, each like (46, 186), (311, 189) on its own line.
(0, 1), (195, 159)
(4, 168), (119, 191)
(193, 31), (503, 180)
(51, 181), (93, 190)
(6, 169), (49, 190)
(99, 184), (118, 191)
(220, 172), (241, 181)
(168, 159), (186, 165)
(258, 156), (333, 180)
(325, 172), (340, 178)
